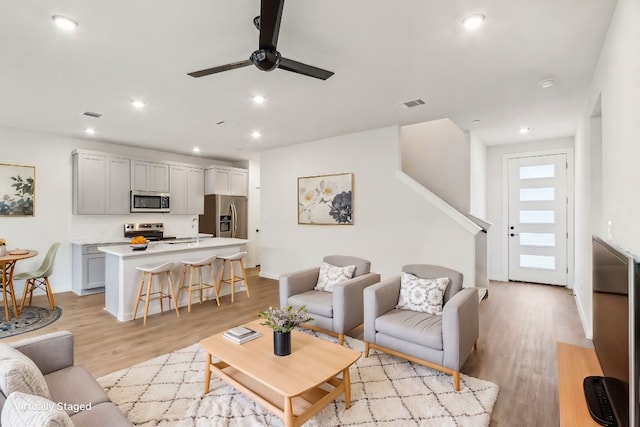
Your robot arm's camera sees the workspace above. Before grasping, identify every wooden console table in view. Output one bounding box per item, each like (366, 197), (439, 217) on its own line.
(557, 342), (603, 427)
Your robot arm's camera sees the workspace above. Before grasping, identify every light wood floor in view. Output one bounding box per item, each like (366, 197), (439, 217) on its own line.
(3, 271), (591, 427)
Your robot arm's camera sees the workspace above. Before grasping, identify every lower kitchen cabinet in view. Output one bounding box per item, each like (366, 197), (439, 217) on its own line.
(72, 243), (119, 295)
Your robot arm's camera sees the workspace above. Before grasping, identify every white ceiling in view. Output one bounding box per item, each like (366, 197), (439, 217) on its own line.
(0, 1), (616, 161)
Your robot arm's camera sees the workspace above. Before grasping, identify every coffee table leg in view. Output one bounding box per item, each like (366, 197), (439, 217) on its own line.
(343, 367), (352, 409)
(284, 396), (294, 427)
(203, 353), (212, 394)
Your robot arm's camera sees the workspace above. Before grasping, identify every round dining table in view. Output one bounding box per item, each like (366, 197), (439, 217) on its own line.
(0, 249), (38, 320)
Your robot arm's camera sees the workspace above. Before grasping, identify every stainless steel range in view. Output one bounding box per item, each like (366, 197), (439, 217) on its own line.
(124, 223), (174, 241)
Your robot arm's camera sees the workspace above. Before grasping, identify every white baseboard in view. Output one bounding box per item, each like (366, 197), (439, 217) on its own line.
(574, 290), (592, 339)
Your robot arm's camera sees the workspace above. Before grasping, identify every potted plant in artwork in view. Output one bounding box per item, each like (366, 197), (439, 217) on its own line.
(258, 305), (312, 356)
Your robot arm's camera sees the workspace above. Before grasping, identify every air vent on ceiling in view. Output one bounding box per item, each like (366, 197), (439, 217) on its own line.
(83, 111), (102, 118)
(399, 99), (426, 109)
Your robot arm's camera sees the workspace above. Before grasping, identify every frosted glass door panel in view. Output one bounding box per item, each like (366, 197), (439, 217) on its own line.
(519, 164), (555, 180)
(520, 187), (555, 201)
(508, 154), (568, 285)
(520, 255), (556, 270)
(519, 210), (555, 224)
(520, 233), (556, 247)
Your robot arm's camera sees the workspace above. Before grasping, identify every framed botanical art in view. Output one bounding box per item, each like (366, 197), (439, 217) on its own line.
(0, 163), (35, 216)
(298, 172), (353, 225)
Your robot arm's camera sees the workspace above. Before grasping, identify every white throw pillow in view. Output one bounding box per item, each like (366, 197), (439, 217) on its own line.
(314, 262), (356, 292)
(0, 343), (51, 399)
(396, 272), (450, 315)
(1, 392), (73, 427)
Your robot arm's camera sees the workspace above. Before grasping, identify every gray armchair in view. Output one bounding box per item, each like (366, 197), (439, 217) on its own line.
(280, 255), (381, 345)
(363, 264), (479, 391)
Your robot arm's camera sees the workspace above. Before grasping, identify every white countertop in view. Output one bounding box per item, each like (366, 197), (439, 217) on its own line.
(98, 237), (248, 257)
(71, 233), (214, 245)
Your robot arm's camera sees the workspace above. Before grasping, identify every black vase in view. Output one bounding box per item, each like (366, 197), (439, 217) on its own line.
(273, 331), (291, 356)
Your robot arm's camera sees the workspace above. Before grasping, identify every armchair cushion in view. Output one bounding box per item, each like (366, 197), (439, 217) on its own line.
(396, 273), (449, 315)
(314, 262), (356, 292)
(375, 309), (443, 350)
(288, 290), (334, 318)
(0, 344), (51, 399)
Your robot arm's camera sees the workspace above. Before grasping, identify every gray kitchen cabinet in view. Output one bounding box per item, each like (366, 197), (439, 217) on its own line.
(72, 243), (117, 295)
(169, 165), (204, 214)
(73, 151), (131, 214)
(205, 166), (247, 196)
(131, 160), (170, 193)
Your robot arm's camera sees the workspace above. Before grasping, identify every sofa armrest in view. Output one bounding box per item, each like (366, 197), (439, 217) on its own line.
(333, 272), (381, 333)
(10, 331), (74, 375)
(442, 288), (479, 370)
(279, 267), (320, 308)
(363, 277), (401, 342)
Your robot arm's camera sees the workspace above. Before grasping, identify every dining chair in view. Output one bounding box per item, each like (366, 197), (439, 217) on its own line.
(16, 242), (60, 312)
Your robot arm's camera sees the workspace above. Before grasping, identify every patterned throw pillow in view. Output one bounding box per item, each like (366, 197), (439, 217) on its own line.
(0, 344), (51, 399)
(396, 272), (450, 315)
(1, 392), (74, 427)
(314, 262), (356, 293)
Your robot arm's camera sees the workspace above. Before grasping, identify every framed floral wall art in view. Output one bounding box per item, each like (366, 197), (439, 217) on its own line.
(0, 163), (35, 216)
(298, 173), (353, 225)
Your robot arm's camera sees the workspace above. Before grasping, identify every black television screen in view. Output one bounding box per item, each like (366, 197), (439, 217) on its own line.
(591, 236), (638, 427)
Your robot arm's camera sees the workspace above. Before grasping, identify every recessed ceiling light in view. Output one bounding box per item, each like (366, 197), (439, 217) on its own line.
(539, 78), (555, 89)
(131, 100), (146, 108)
(85, 128), (96, 135)
(252, 95), (266, 104)
(192, 146), (201, 153)
(519, 127), (530, 134)
(251, 131), (261, 139)
(52, 15), (79, 31)
(462, 14), (485, 30)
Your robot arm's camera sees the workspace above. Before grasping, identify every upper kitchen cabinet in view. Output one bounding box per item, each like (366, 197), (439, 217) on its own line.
(73, 151), (131, 214)
(205, 166), (248, 196)
(169, 165), (204, 214)
(131, 160), (170, 193)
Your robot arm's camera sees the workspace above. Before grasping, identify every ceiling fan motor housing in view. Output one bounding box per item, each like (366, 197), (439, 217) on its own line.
(251, 49), (281, 71)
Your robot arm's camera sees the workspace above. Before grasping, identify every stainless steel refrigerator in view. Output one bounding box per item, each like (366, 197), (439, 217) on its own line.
(199, 194), (248, 238)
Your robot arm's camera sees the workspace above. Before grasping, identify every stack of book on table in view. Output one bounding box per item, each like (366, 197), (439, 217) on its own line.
(223, 326), (261, 344)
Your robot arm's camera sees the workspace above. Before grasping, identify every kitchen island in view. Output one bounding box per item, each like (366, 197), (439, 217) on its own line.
(99, 238), (248, 321)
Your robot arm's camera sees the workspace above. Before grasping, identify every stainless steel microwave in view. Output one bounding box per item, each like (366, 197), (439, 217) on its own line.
(130, 191), (170, 213)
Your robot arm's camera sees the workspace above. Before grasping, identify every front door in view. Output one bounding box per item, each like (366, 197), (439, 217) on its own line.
(508, 154), (568, 285)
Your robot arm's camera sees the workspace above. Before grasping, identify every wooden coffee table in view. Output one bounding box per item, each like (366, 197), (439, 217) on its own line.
(199, 319), (361, 427)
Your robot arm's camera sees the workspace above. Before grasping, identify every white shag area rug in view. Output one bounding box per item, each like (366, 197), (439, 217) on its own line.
(97, 333), (498, 426)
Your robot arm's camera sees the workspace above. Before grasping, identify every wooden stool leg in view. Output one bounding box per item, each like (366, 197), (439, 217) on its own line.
(158, 274), (164, 313)
(230, 261), (235, 303)
(167, 271), (180, 318)
(44, 277), (55, 310)
(132, 273), (145, 321)
(177, 265), (187, 304)
(143, 273), (152, 327)
(197, 265), (204, 304)
(209, 263), (220, 306)
(188, 265), (195, 312)
(239, 258), (250, 298)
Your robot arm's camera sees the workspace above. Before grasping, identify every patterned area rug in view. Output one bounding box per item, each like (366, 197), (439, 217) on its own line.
(98, 332), (498, 426)
(0, 306), (63, 339)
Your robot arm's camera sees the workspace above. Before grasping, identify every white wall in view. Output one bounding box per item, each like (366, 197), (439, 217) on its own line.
(0, 124), (233, 295)
(400, 119), (470, 212)
(260, 126), (476, 283)
(485, 137), (574, 281)
(469, 131), (488, 219)
(574, 0), (640, 337)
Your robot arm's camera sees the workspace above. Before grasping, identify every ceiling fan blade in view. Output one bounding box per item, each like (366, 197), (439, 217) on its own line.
(187, 60), (252, 78)
(278, 57), (334, 80)
(259, 0), (285, 51)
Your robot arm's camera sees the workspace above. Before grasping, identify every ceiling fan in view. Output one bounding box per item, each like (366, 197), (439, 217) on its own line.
(187, 0), (334, 80)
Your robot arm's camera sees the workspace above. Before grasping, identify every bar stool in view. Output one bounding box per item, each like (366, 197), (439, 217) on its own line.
(217, 252), (250, 303)
(132, 262), (180, 326)
(177, 254), (220, 312)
